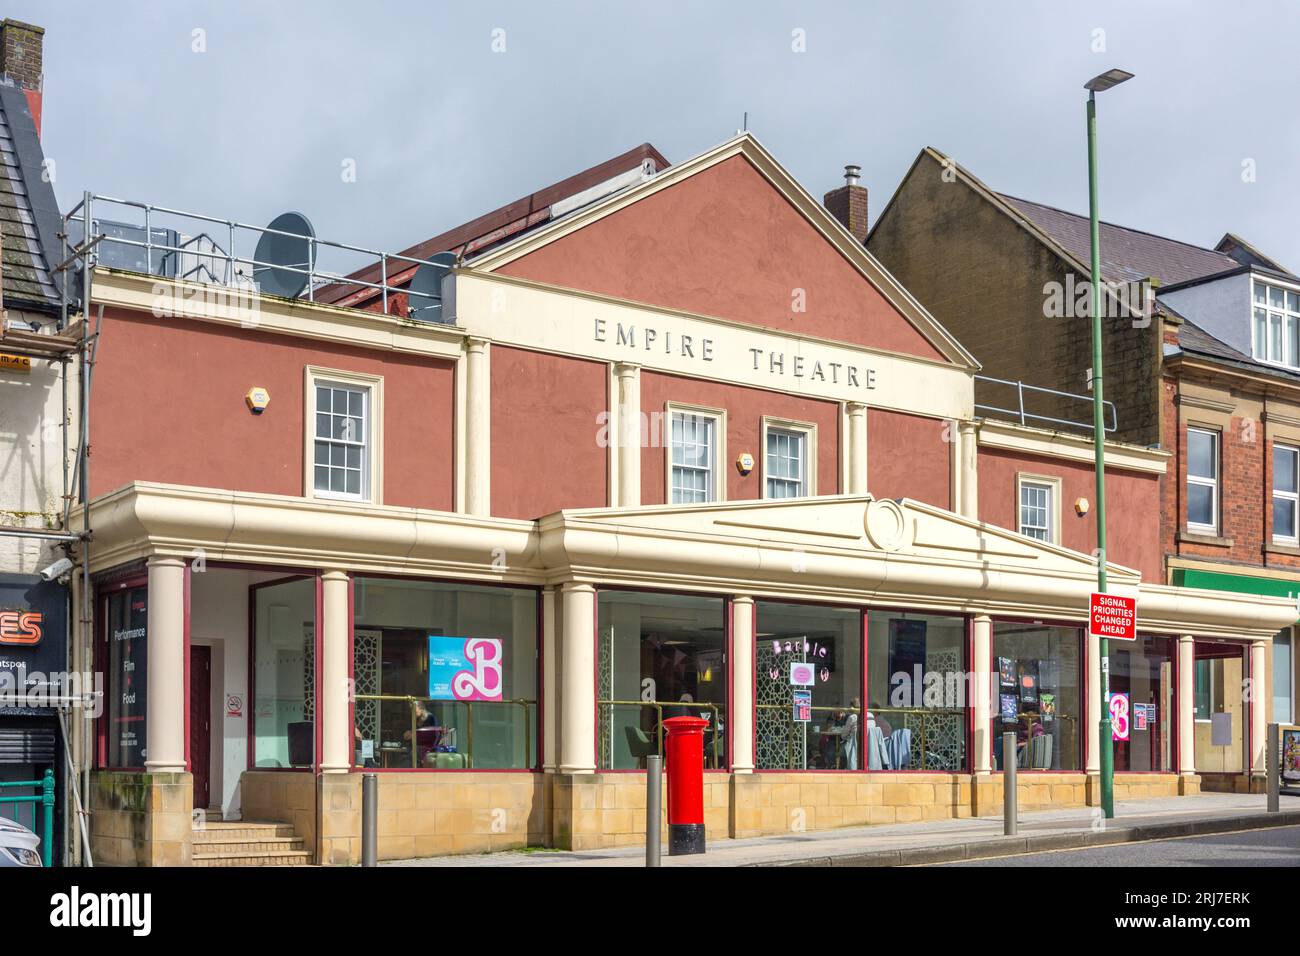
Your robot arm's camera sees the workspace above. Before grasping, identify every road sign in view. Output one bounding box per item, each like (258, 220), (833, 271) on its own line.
(1089, 592), (1136, 641)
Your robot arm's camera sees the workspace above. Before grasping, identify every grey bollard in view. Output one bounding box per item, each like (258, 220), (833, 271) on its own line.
(646, 754), (662, 867)
(1003, 732), (1017, 836)
(1268, 723), (1280, 813)
(362, 772), (378, 867)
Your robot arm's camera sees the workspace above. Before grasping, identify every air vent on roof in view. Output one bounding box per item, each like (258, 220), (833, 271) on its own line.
(549, 159), (657, 219)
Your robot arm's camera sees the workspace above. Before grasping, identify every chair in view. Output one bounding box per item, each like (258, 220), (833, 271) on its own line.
(624, 725), (658, 768)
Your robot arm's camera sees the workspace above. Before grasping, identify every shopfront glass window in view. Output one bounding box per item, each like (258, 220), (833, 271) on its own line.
(1193, 644), (1245, 773)
(597, 591), (726, 770)
(352, 578), (538, 770)
(866, 610), (967, 771)
(1275, 630), (1294, 725)
(755, 603), (862, 770)
(1110, 636), (1175, 772)
(104, 586), (148, 768)
(252, 577), (317, 769)
(992, 623), (1082, 771)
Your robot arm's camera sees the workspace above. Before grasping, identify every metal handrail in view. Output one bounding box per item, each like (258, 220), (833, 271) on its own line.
(353, 694), (535, 769)
(756, 703), (862, 770)
(598, 699), (725, 769)
(975, 374), (1118, 434)
(63, 194), (452, 315)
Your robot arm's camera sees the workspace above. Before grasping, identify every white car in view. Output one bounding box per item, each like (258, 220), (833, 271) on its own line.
(0, 817), (43, 867)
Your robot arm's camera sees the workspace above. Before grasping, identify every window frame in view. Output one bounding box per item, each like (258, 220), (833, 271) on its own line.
(761, 417), (817, 500)
(664, 401), (727, 505)
(1273, 442), (1300, 545)
(304, 366), (384, 505)
(1015, 474), (1061, 545)
(1251, 276), (1300, 370)
(1185, 426), (1220, 535)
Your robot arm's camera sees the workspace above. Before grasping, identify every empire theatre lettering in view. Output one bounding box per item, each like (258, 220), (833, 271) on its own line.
(593, 318), (878, 391)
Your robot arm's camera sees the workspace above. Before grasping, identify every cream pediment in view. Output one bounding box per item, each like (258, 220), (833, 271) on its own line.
(547, 494), (1138, 586)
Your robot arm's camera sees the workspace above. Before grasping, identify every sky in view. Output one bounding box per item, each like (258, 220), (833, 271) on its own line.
(17, 0), (1300, 272)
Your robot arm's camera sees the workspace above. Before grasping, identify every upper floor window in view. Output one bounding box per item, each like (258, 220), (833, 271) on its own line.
(764, 419), (815, 499)
(306, 366), (383, 503)
(670, 408), (722, 504)
(1274, 443), (1300, 544)
(1017, 477), (1057, 543)
(1252, 280), (1300, 368)
(1186, 427), (1219, 533)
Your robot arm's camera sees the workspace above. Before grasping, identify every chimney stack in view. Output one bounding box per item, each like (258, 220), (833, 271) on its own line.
(0, 19), (43, 91)
(824, 164), (869, 244)
(0, 20), (44, 138)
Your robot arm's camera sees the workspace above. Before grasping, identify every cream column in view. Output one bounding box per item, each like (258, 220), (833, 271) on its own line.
(845, 402), (868, 494)
(958, 421), (979, 519)
(971, 615), (992, 774)
(1251, 639), (1268, 776)
(730, 597), (755, 773)
(559, 583), (597, 774)
(614, 362), (641, 508)
(465, 337), (492, 517)
(144, 556), (186, 773)
(1178, 635), (1196, 776)
(1086, 633), (1101, 774)
(320, 571), (351, 773)
(542, 586), (559, 772)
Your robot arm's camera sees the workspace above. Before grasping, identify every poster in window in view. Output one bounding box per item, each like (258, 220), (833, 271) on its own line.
(107, 587), (149, 767)
(1282, 727), (1300, 785)
(1039, 658), (1059, 694)
(999, 693), (1018, 722)
(1018, 660), (1039, 703)
(997, 656), (1016, 688)
(1039, 693), (1056, 722)
(889, 619), (927, 681)
(427, 636), (503, 701)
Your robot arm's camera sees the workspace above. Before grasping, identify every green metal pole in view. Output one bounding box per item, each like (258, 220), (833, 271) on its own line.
(1087, 91), (1115, 819)
(41, 768), (54, 868)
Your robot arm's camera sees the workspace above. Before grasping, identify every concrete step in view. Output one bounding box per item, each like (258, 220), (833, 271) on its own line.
(193, 838), (306, 855)
(193, 848), (313, 867)
(193, 822), (297, 842)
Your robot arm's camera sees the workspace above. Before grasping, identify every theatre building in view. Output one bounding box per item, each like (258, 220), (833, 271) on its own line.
(69, 134), (1292, 865)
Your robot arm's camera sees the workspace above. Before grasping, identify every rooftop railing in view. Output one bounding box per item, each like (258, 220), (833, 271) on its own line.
(61, 193), (452, 320)
(975, 374), (1118, 435)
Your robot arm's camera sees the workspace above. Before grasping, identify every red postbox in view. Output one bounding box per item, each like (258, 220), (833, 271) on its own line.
(663, 715), (708, 855)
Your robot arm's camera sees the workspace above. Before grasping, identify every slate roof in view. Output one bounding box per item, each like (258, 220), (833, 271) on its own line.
(0, 81), (60, 314)
(997, 193), (1243, 286)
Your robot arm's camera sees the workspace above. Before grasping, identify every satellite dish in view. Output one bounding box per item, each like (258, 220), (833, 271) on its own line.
(406, 251), (457, 322)
(253, 212), (315, 298)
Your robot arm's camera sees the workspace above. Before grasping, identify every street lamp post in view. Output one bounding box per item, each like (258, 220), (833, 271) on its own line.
(1084, 67), (1133, 820)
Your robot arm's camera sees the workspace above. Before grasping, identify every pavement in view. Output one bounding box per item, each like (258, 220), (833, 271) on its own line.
(383, 792), (1300, 867)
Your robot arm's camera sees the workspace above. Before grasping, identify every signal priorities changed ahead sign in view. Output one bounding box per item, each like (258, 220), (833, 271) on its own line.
(1090, 592), (1137, 641)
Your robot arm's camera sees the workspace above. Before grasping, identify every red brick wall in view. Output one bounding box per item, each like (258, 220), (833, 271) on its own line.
(1164, 375), (1300, 575)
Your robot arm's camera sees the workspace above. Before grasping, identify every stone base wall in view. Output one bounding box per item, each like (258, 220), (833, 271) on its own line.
(241, 771), (318, 854)
(89, 771), (193, 866)
(93, 768), (1194, 863)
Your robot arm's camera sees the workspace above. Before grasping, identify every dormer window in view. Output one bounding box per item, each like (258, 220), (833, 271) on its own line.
(1252, 279), (1300, 368)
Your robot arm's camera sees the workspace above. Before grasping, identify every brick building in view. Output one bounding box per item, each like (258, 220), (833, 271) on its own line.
(867, 148), (1300, 788)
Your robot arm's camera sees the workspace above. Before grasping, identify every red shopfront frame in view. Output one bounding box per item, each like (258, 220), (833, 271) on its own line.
(592, 584), (733, 773)
(346, 571), (545, 774)
(242, 568), (321, 774)
(747, 602), (972, 775)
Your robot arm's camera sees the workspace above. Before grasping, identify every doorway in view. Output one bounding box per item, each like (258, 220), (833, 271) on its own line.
(190, 645), (211, 810)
